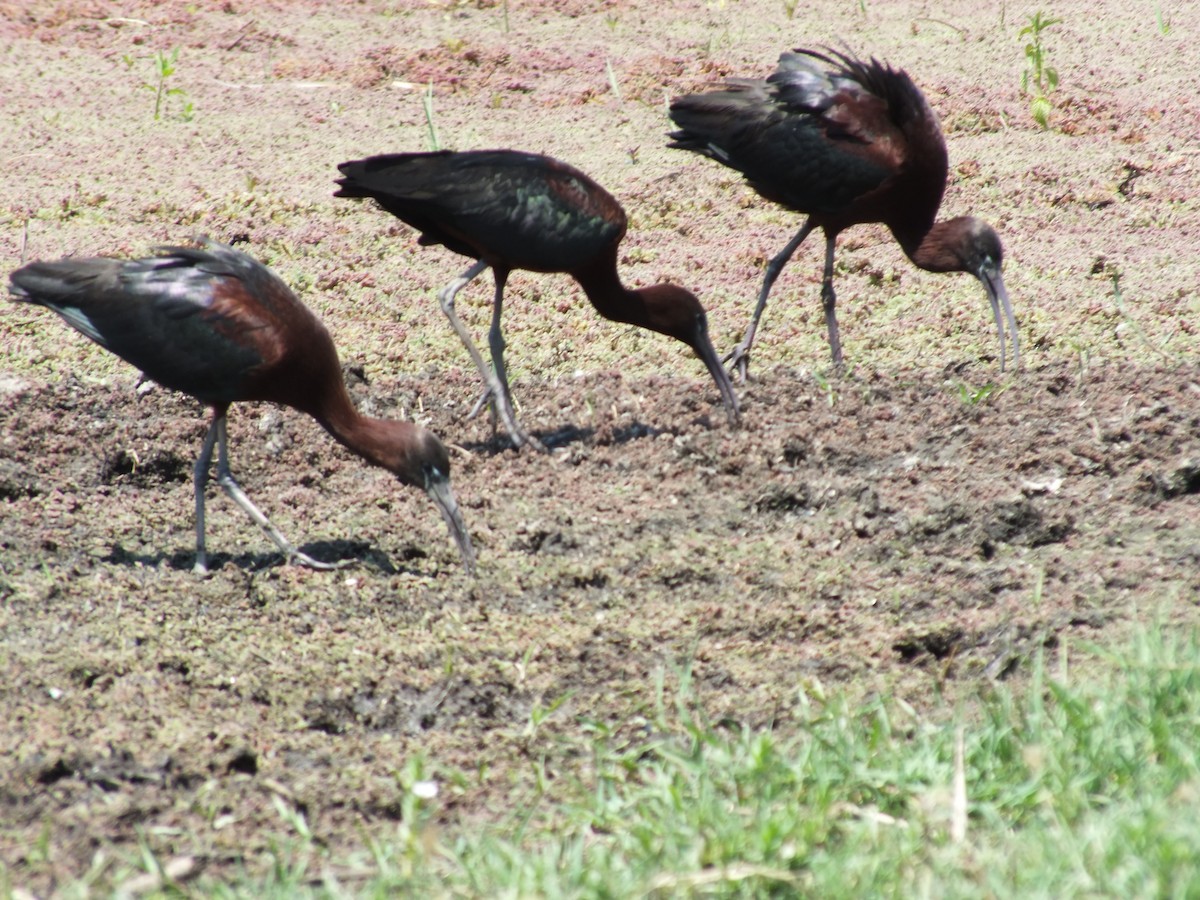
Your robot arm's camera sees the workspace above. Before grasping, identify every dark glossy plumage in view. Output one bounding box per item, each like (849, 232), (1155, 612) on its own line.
(335, 149), (740, 451)
(669, 47), (1019, 376)
(8, 239), (475, 574)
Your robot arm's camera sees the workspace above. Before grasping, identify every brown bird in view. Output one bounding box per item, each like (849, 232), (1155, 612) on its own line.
(334, 149), (740, 452)
(669, 47), (1019, 378)
(8, 238), (476, 575)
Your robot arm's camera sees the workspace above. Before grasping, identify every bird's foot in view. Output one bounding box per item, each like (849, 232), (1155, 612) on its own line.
(192, 545), (215, 575)
(467, 385), (547, 453)
(467, 386), (495, 421)
(722, 343), (753, 384)
(288, 550), (354, 571)
(513, 428), (548, 454)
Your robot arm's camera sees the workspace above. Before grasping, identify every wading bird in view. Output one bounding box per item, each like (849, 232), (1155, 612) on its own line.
(668, 47), (1019, 378)
(8, 239), (476, 575)
(335, 149), (740, 451)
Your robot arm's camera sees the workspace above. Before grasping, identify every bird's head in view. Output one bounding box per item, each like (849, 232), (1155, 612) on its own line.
(919, 216), (1002, 276)
(957, 216), (1004, 281)
(924, 217), (1020, 371)
(638, 284), (741, 427)
(379, 423), (476, 575)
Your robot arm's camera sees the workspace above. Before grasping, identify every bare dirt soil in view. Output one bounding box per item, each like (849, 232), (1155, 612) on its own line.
(2, 0), (1199, 891)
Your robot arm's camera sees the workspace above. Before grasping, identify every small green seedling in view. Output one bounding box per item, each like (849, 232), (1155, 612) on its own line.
(422, 82), (441, 151)
(142, 49), (193, 121)
(1020, 12), (1060, 128)
(523, 691), (572, 740)
(812, 371), (838, 407)
(605, 57), (622, 101)
(954, 380), (999, 406)
(1154, 3), (1171, 34)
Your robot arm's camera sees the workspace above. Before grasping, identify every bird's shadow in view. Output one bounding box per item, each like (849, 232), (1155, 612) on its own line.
(460, 423), (594, 455)
(101, 539), (431, 577)
(461, 420), (675, 455)
(600, 421), (675, 445)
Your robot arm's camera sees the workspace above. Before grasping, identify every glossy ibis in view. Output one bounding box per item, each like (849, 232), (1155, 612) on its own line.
(668, 47), (1019, 377)
(334, 150), (740, 451)
(8, 239), (476, 575)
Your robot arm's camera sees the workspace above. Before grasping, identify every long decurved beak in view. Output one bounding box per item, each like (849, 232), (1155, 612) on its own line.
(979, 263), (1020, 373)
(424, 471), (476, 576)
(693, 317), (742, 426)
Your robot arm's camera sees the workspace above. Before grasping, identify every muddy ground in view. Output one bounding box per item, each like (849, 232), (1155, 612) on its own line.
(2, 0), (1199, 892)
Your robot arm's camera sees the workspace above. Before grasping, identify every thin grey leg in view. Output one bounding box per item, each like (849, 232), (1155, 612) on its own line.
(486, 275), (545, 452)
(192, 410), (223, 574)
(438, 262), (542, 451)
(725, 219), (815, 382)
(820, 233), (843, 371)
(211, 415), (343, 570)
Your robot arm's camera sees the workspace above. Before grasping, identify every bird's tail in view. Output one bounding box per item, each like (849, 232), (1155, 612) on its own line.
(667, 80), (770, 158)
(333, 151), (454, 199)
(8, 259), (124, 344)
(8, 258), (113, 305)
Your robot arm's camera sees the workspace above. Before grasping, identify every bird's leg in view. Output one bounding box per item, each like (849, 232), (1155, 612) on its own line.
(487, 275), (546, 453)
(820, 232), (844, 372)
(725, 219), (815, 382)
(437, 264), (543, 452)
(466, 384), (498, 429)
(465, 383), (505, 457)
(464, 282), (505, 439)
(438, 261), (502, 425)
(210, 415), (346, 571)
(192, 410), (223, 574)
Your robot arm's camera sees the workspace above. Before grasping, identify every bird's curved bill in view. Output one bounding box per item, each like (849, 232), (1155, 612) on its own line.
(424, 473), (476, 575)
(694, 322), (742, 426)
(979, 264), (1020, 373)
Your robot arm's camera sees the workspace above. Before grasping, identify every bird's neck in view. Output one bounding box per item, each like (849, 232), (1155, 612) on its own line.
(887, 148), (954, 271)
(572, 256), (649, 329)
(899, 219), (965, 274)
(311, 383), (399, 471)
(572, 258), (707, 352)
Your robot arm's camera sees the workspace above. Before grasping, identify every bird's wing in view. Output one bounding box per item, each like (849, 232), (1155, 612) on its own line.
(668, 50), (914, 215)
(10, 245), (271, 402)
(772, 49), (923, 160)
(144, 240), (301, 328)
(334, 152), (490, 257)
(336, 151), (624, 271)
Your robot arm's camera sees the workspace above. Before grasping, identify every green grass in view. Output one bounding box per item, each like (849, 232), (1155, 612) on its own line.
(55, 624), (1200, 897)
